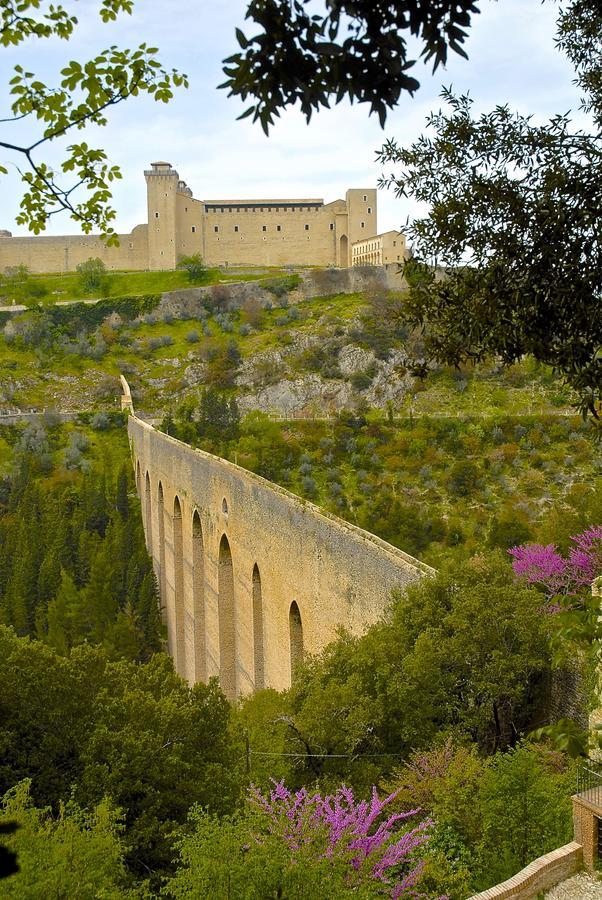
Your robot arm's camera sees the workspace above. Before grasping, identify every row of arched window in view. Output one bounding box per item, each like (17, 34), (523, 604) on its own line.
(136, 462), (304, 699)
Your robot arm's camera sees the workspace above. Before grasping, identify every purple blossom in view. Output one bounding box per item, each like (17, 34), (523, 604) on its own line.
(510, 526), (602, 610)
(249, 779), (439, 898)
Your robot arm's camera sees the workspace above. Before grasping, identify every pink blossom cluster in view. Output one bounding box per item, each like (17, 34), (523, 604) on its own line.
(250, 780), (438, 898)
(509, 526), (602, 606)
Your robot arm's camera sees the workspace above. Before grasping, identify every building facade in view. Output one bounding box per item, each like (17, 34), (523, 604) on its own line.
(0, 161), (378, 274)
(351, 229), (407, 267)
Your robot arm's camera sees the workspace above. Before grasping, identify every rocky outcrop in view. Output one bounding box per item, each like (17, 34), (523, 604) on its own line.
(236, 340), (414, 416)
(156, 265), (403, 320)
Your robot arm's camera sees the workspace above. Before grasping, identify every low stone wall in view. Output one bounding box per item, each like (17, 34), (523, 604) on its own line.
(468, 843), (583, 900)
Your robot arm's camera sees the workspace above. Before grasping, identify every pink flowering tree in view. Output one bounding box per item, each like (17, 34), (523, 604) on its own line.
(512, 528), (602, 757)
(249, 780), (437, 899)
(509, 526), (602, 610)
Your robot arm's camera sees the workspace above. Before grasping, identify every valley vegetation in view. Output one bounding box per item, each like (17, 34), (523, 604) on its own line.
(0, 402), (599, 897)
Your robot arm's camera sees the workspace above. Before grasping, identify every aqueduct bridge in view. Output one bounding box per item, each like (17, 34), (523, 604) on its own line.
(129, 411), (434, 699)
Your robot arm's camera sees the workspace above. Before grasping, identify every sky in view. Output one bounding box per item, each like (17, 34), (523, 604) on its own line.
(0, 0), (586, 237)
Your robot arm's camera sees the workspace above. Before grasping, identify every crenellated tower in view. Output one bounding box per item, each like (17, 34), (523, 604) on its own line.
(145, 161), (179, 270)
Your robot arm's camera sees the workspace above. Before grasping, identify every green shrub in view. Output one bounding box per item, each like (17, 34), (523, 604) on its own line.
(177, 253), (208, 284)
(262, 274), (300, 298)
(76, 258), (111, 296)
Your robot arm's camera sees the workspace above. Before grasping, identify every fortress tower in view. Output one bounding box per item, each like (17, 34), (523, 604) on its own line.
(145, 162), (179, 270)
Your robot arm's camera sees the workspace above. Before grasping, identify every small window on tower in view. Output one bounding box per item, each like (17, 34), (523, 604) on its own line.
(155, 212), (160, 219)
(214, 225), (219, 233)
(361, 221), (365, 228)
(363, 194), (367, 201)
(191, 226), (196, 233)
(262, 225), (267, 232)
(234, 225), (239, 232)
(304, 224), (309, 231)
(276, 225), (281, 232)
(368, 207), (372, 214)
(329, 223), (334, 230)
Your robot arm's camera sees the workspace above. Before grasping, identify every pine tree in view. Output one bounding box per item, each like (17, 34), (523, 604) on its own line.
(115, 466), (129, 521)
(103, 603), (144, 661)
(85, 473), (109, 537)
(84, 547), (118, 643)
(46, 569), (82, 654)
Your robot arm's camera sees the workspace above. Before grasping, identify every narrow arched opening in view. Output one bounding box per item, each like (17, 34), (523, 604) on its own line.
(157, 482), (167, 626)
(191, 510), (206, 683)
(172, 495), (185, 677)
(135, 460), (141, 495)
(339, 234), (349, 267)
(218, 534), (236, 700)
(144, 472), (152, 545)
(252, 564), (265, 691)
(289, 601), (304, 683)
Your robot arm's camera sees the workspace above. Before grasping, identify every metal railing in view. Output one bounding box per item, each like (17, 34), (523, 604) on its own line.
(577, 761), (602, 808)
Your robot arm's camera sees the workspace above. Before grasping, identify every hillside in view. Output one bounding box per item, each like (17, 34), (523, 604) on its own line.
(0, 273), (600, 899)
(0, 270), (581, 418)
(1, 273), (599, 566)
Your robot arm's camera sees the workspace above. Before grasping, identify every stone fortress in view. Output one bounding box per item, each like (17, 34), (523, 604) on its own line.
(0, 161), (406, 273)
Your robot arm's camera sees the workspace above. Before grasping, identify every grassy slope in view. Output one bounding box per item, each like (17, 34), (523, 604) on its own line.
(1, 265), (289, 307)
(223, 414), (600, 566)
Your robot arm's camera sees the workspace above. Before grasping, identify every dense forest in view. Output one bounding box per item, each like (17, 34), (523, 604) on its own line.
(0, 417), (599, 897)
(0, 417), (161, 659)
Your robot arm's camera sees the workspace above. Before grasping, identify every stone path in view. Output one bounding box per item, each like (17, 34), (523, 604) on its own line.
(546, 872), (602, 898)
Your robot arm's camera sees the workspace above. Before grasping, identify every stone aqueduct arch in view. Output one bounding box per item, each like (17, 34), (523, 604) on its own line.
(128, 411), (434, 699)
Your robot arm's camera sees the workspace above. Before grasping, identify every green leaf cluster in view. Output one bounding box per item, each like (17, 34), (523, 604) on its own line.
(221, 1), (480, 133)
(1, 1), (187, 235)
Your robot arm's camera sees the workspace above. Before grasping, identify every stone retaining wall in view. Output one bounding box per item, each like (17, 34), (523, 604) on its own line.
(468, 843), (583, 900)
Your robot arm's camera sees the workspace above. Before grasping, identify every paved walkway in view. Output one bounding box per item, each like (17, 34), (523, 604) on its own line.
(546, 873), (602, 898)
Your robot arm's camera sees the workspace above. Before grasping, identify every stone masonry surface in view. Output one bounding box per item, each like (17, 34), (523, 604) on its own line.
(128, 410), (433, 700)
(468, 843), (583, 900)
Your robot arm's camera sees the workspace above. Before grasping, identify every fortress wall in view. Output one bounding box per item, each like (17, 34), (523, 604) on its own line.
(129, 415), (433, 696)
(2, 161), (382, 272)
(175, 194), (204, 261)
(200, 199), (349, 267)
(0, 224), (148, 274)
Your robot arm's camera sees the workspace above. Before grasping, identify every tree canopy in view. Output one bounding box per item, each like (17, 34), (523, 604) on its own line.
(374, 1), (602, 422)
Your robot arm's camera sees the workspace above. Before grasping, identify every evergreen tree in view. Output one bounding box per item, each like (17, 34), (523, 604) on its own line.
(46, 570), (83, 655)
(115, 465), (129, 521)
(84, 547), (119, 643)
(84, 473), (109, 537)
